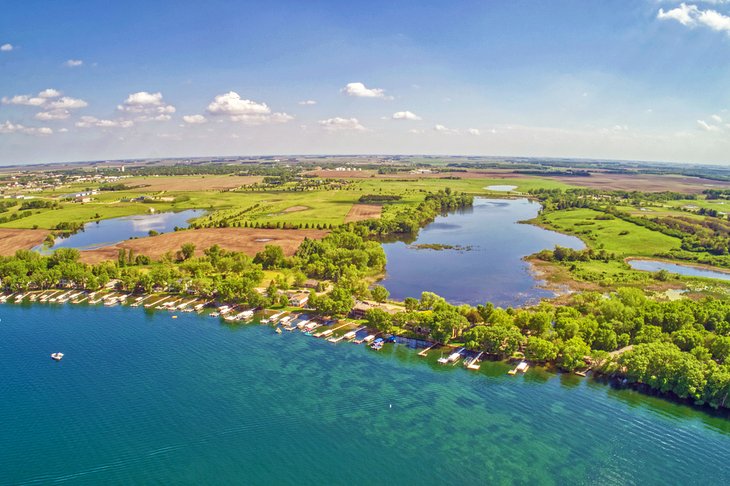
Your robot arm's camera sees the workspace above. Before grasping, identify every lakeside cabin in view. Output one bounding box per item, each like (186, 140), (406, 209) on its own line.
(350, 300), (399, 319)
(288, 292), (309, 307)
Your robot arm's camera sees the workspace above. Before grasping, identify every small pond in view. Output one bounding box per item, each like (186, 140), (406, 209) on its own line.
(627, 259), (730, 282)
(39, 209), (205, 252)
(485, 185), (518, 192)
(379, 198), (584, 307)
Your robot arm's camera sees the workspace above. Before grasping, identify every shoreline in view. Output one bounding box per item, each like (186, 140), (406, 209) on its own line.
(4, 287), (730, 418)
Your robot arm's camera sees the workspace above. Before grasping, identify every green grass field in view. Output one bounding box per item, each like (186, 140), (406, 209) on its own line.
(1, 175), (570, 230)
(536, 208), (681, 256)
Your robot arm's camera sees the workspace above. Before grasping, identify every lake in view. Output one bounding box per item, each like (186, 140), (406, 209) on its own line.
(628, 259), (730, 282)
(1, 304), (728, 484)
(40, 209), (204, 252)
(379, 198), (584, 307)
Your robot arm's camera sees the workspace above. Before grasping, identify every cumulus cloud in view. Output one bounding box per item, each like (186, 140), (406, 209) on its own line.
(2, 89), (87, 121)
(711, 114), (723, 122)
(76, 116), (133, 129)
(35, 110), (71, 121)
(658, 3), (730, 33)
(341, 82), (392, 99)
(392, 111), (422, 121)
(38, 88), (61, 99)
(434, 124), (457, 134)
(182, 114), (207, 124)
(2, 94), (46, 106)
(467, 128), (481, 136)
(64, 59), (83, 67)
(47, 96), (88, 109)
(319, 117), (366, 131)
(206, 91), (292, 124)
(0, 121), (52, 135)
(298, 100), (317, 105)
(697, 119), (722, 131)
(0, 43), (13, 52)
(117, 91), (175, 121)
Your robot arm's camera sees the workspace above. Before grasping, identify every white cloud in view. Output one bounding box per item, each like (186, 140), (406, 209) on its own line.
(2, 95), (46, 106)
(298, 100), (317, 105)
(392, 111), (422, 121)
(35, 110), (70, 121)
(47, 96), (88, 109)
(1, 90), (87, 116)
(711, 114), (723, 123)
(0, 43), (13, 52)
(658, 3), (730, 33)
(697, 119), (722, 131)
(341, 82), (392, 99)
(121, 91), (164, 107)
(206, 91), (292, 124)
(76, 116), (134, 129)
(467, 128), (481, 136)
(408, 128), (425, 134)
(38, 88), (61, 99)
(64, 59), (83, 68)
(319, 117), (366, 131)
(0, 121), (52, 135)
(434, 124), (457, 134)
(182, 114), (207, 124)
(117, 91), (175, 121)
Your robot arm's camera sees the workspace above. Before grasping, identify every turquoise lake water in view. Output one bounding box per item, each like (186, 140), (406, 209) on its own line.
(2, 304), (729, 484)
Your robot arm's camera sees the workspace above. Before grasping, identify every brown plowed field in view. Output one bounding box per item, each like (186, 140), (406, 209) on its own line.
(78, 228), (329, 264)
(125, 175), (264, 191)
(0, 228), (49, 255)
(547, 173), (730, 194)
(344, 204), (382, 222)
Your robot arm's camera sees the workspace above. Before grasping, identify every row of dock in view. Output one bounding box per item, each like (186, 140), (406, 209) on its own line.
(3, 289), (539, 376)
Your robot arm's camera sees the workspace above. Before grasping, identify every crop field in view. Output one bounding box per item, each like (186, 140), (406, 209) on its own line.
(122, 175), (263, 192)
(78, 228), (329, 264)
(344, 204), (382, 222)
(0, 228), (49, 255)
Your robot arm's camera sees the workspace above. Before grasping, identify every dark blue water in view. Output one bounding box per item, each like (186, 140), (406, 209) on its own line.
(41, 210), (204, 251)
(380, 198), (584, 307)
(628, 259), (730, 282)
(1, 304), (729, 484)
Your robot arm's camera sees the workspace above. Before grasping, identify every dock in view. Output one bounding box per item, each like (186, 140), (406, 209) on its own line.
(466, 352), (483, 370)
(315, 321), (350, 339)
(508, 361), (529, 375)
(418, 342), (437, 357)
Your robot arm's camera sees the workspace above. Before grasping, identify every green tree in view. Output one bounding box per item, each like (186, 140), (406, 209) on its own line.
(370, 285), (390, 303)
(180, 243), (196, 261)
(525, 336), (559, 362)
(560, 337), (590, 371)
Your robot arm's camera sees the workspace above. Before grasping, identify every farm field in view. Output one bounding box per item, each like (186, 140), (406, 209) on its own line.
(78, 228), (329, 264)
(0, 228), (49, 255)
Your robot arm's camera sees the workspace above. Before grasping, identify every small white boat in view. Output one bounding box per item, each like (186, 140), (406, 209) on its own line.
(51, 352), (64, 361)
(275, 327), (282, 334)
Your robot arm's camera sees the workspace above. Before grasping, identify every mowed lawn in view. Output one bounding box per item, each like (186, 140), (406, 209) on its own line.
(538, 208), (681, 256)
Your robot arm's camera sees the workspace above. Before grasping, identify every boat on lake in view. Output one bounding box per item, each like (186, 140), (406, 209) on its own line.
(50, 352), (64, 361)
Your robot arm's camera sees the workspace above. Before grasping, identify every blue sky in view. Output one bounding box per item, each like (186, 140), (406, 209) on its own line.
(1, 0), (729, 165)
